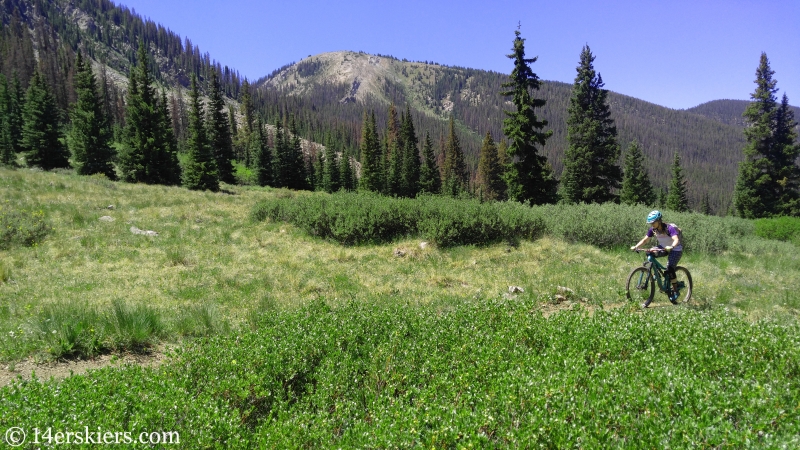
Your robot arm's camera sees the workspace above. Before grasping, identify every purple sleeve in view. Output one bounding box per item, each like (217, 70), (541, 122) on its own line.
(646, 227), (654, 237)
(666, 224), (679, 237)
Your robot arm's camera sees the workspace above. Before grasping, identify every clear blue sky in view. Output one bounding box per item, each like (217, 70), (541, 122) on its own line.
(120, 0), (799, 110)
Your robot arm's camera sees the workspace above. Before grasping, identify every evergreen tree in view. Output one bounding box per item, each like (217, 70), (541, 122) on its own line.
(240, 79), (254, 136)
(182, 75), (219, 191)
(666, 152), (689, 212)
(400, 105), (421, 197)
(419, 132), (441, 194)
(699, 193), (712, 215)
(359, 111), (382, 192)
(118, 42), (160, 183)
(68, 51), (115, 179)
(476, 131), (504, 201)
(442, 115), (468, 196)
(207, 68), (235, 184)
(772, 94), (800, 215)
(253, 117), (273, 187)
(561, 45), (621, 204)
(21, 71), (69, 170)
(501, 29), (557, 204)
(7, 74), (25, 156)
(339, 149), (355, 191)
(322, 143), (341, 193)
(155, 90), (181, 185)
(619, 139), (654, 206)
(734, 53), (800, 218)
(287, 116), (309, 190)
(385, 104), (403, 195)
(0, 75), (15, 166)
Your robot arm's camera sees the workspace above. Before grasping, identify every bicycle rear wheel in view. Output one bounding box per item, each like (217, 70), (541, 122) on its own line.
(672, 266), (693, 303)
(626, 267), (654, 304)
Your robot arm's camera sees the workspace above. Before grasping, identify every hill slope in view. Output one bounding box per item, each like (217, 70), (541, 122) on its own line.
(257, 52), (757, 212)
(6, 0), (799, 214)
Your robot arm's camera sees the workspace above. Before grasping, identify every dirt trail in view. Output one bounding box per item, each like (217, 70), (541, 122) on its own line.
(0, 347), (170, 388)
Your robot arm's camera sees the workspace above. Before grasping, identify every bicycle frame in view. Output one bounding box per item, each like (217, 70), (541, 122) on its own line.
(638, 251), (672, 294)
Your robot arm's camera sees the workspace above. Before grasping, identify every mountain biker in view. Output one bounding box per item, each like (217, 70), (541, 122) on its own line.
(630, 210), (683, 304)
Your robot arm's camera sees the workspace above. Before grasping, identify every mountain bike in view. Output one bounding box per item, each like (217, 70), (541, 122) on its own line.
(626, 248), (692, 307)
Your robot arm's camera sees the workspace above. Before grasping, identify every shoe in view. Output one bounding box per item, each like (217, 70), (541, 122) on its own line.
(669, 291), (679, 304)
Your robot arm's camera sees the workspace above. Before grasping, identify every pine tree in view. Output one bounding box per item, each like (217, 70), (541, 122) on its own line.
(666, 152), (689, 212)
(734, 53), (800, 218)
(339, 149), (355, 191)
(0, 75), (15, 166)
(118, 42), (159, 183)
(419, 132), (441, 194)
(772, 94), (800, 215)
(322, 143), (340, 193)
(442, 115), (468, 196)
(182, 75), (219, 192)
(253, 118), (273, 187)
(239, 79), (254, 137)
(476, 131), (504, 201)
(207, 68), (235, 184)
(287, 116), (309, 190)
(501, 29), (557, 204)
(68, 51), (115, 179)
(561, 45), (621, 204)
(21, 71), (70, 170)
(400, 105), (421, 197)
(8, 74), (25, 156)
(154, 90), (181, 185)
(619, 140), (654, 206)
(359, 111), (382, 192)
(699, 193), (712, 215)
(385, 104), (402, 195)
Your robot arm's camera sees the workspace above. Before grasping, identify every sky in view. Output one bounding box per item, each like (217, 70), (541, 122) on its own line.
(118, 0), (799, 110)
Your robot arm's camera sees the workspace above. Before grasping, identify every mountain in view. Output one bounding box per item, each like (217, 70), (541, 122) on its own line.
(688, 99), (800, 130)
(255, 51), (763, 213)
(4, 0), (798, 214)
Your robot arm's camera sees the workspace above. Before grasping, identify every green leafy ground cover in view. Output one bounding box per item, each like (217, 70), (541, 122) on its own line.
(2, 299), (798, 448)
(1, 167), (799, 447)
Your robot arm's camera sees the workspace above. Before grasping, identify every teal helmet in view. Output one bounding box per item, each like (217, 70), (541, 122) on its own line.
(647, 210), (662, 223)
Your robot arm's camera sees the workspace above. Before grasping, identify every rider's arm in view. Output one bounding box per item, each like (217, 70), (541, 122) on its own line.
(631, 235), (650, 251)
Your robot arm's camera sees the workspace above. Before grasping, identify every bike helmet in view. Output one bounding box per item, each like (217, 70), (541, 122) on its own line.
(646, 210), (662, 223)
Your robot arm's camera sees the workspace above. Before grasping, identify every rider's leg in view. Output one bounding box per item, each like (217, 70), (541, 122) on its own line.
(666, 250), (683, 291)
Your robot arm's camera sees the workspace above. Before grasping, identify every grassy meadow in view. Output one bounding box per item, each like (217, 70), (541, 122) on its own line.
(1, 166), (799, 447)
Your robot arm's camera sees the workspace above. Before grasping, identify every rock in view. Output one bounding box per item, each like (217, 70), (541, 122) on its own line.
(393, 248), (406, 257)
(130, 226), (158, 237)
(99, 216), (114, 222)
(557, 286), (575, 296)
(107, 205), (115, 210)
(508, 286), (524, 294)
(419, 241), (428, 249)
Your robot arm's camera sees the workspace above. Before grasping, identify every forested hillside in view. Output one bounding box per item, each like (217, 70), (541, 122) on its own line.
(255, 52), (761, 212)
(688, 99), (800, 129)
(1, 0), (796, 214)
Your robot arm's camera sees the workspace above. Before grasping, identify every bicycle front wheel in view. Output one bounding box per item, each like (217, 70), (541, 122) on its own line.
(673, 266), (693, 303)
(626, 267), (654, 304)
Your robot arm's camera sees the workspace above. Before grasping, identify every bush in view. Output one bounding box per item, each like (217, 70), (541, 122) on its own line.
(252, 192), (545, 247)
(0, 201), (52, 250)
(754, 216), (800, 244)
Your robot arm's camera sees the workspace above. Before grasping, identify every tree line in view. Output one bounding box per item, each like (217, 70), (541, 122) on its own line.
(1, 0), (797, 218)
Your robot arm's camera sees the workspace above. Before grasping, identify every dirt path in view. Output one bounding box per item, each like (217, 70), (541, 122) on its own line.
(0, 347), (171, 388)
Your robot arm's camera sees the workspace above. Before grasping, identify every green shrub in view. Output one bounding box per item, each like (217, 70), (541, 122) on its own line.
(755, 216), (800, 244)
(0, 201), (52, 250)
(253, 192), (545, 247)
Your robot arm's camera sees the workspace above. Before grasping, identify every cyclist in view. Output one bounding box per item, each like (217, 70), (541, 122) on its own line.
(630, 210), (683, 305)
